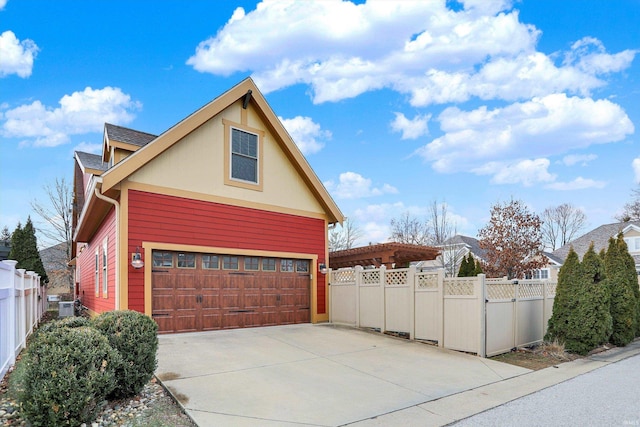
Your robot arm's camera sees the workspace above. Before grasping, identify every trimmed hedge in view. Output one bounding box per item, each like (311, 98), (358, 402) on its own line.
(92, 310), (158, 398)
(20, 327), (121, 427)
(37, 315), (91, 335)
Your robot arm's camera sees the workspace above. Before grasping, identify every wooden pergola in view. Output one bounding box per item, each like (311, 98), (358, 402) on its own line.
(329, 242), (440, 269)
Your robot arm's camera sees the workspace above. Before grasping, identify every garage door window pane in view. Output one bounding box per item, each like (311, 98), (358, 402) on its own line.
(262, 258), (276, 271)
(295, 260), (309, 273)
(202, 255), (219, 269)
(223, 256), (239, 270)
(153, 251), (173, 268)
(281, 259), (294, 272)
(245, 257), (260, 271)
(177, 253), (195, 268)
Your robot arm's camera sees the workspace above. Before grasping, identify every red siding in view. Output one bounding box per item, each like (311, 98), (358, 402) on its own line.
(77, 206), (117, 313)
(127, 190), (327, 314)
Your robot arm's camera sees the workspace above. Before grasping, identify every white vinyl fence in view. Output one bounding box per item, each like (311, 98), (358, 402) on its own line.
(329, 265), (556, 357)
(0, 260), (46, 381)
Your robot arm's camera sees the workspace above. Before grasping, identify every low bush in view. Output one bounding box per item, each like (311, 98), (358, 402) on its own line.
(20, 327), (121, 427)
(92, 310), (158, 398)
(36, 315), (91, 335)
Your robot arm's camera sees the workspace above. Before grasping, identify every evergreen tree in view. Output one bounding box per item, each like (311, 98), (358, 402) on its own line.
(473, 255), (483, 275)
(616, 235), (640, 336)
(567, 244), (612, 354)
(605, 236), (636, 346)
(0, 226), (11, 244)
(546, 248), (581, 343)
(458, 253), (471, 277)
(8, 218), (47, 282)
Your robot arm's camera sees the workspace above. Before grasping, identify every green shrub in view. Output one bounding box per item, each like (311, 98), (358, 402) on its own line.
(92, 310), (158, 398)
(565, 244), (612, 355)
(20, 327), (121, 427)
(546, 248), (581, 344)
(605, 236), (637, 346)
(37, 315), (91, 335)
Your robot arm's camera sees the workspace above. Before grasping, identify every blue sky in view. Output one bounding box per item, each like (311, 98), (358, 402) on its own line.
(0, 0), (639, 247)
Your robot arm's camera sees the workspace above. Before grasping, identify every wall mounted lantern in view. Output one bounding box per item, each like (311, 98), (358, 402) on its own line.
(318, 262), (328, 275)
(131, 247), (145, 269)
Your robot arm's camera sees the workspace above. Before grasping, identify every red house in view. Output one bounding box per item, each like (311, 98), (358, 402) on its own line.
(72, 78), (344, 333)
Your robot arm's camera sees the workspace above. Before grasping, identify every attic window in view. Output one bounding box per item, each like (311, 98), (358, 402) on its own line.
(231, 128), (258, 184)
(223, 119), (264, 192)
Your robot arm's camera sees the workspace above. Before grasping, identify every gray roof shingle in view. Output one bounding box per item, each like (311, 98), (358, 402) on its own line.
(551, 221), (640, 263)
(75, 151), (108, 172)
(105, 123), (156, 147)
(442, 234), (487, 260)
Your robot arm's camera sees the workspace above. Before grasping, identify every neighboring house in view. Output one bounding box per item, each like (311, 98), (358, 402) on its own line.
(0, 241), (9, 261)
(72, 78), (344, 333)
(414, 235), (486, 276)
(551, 221), (640, 275)
(39, 242), (73, 295)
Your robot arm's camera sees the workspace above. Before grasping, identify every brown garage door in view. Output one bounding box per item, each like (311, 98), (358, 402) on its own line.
(151, 251), (311, 333)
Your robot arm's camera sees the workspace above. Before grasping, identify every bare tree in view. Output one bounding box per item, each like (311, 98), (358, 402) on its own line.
(428, 201), (465, 276)
(616, 186), (640, 222)
(329, 218), (363, 251)
(31, 177), (74, 291)
(478, 199), (546, 279)
(541, 203), (587, 250)
(389, 211), (432, 245)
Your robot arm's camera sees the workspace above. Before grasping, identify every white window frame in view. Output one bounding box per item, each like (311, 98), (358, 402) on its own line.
(95, 249), (100, 296)
(532, 268), (549, 280)
(102, 238), (108, 297)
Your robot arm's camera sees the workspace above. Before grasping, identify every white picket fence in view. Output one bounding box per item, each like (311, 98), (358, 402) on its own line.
(0, 260), (46, 381)
(329, 266), (556, 357)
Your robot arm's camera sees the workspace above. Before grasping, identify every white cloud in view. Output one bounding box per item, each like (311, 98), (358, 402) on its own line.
(186, 1), (635, 106)
(633, 158), (640, 183)
(561, 153), (597, 166)
(416, 94), (634, 174)
(0, 30), (38, 78)
(279, 115), (331, 155)
(391, 112), (430, 140)
(545, 177), (606, 191)
(324, 172), (398, 199)
(0, 0), (7, 11)
(474, 158), (556, 186)
(73, 141), (102, 155)
(2, 86), (141, 147)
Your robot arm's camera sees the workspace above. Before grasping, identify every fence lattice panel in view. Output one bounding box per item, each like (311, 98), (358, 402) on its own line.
(385, 269), (408, 286)
(444, 278), (475, 296)
(362, 270), (380, 285)
(417, 273), (438, 289)
(332, 269), (356, 284)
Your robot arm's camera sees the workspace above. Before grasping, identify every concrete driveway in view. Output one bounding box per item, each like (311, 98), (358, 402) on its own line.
(156, 324), (529, 426)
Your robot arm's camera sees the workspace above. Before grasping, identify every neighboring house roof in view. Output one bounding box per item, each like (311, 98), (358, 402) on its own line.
(552, 220), (640, 263)
(441, 234), (487, 260)
(75, 151), (108, 174)
(39, 242), (69, 272)
(330, 242), (439, 269)
(104, 123), (157, 147)
(542, 251), (563, 266)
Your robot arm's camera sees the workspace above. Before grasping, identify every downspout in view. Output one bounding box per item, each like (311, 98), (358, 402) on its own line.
(94, 186), (120, 310)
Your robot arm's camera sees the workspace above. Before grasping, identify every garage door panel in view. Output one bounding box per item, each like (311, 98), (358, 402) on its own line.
(175, 311), (197, 333)
(244, 292), (262, 309)
(223, 312), (242, 329)
(201, 274), (222, 290)
(243, 312), (263, 327)
(201, 294), (221, 309)
(201, 312), (222, 330)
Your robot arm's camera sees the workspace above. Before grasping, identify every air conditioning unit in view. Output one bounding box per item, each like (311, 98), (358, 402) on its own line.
(58, 301), (74, 318)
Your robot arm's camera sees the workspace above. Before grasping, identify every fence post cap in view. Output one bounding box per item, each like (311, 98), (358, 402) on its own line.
(2, 260), (18, 268)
